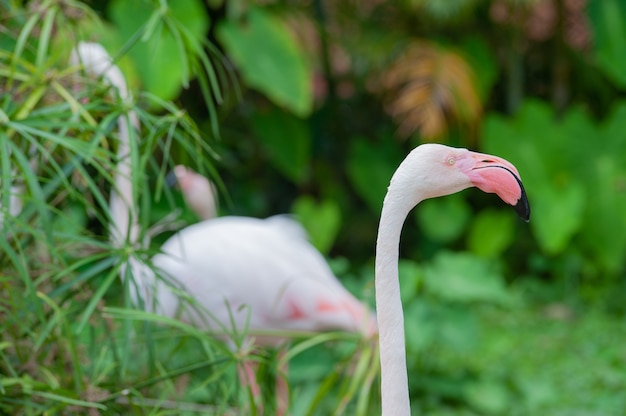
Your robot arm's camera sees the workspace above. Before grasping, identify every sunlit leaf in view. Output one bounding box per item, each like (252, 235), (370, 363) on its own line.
(467, 208), (516, 257)
(108, 0), (209, 100)
(423, 251), (511, 304)
(416, 194), (471, 243)
(536, 183), (586, 254)
(217, 7), (313, 116)
(482, 101), (592, 256)
(464, 379), (511, 414)
(404, 300), (478, 354)
(581, 158), (626, 273)
(580, 105), (626, 273)
(292, 196), (341, 254)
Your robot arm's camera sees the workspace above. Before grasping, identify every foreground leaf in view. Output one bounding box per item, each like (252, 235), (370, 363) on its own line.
(217, 7), (313, 116)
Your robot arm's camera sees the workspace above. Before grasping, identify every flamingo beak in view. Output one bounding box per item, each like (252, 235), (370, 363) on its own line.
(165, 170), (179, 188)
(165, 165), (188, 189)
(463, 151), (530, 222)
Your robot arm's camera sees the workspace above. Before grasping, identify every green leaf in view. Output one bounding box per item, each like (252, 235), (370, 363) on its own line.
(398, 259), (423, 305)
(404, 300), (437, 354)
(581, 158), (626, 273)
(437, 306), (479, 352)
(108, 0), (209, 101)
(216, 7), (313, 116)
(482, 101), (592, 255)
(464, 379), (511, 414)
(346, 137), (402, 213)
(578, 103), (626, 273)
(467, 208), (515, 257)
(416, 194), (471, 243)
(423, 252), (511, 304)
(250, 107), (310, 183)
(532, 181), (585, 255)
(459, 36), (498, 100)
(588, 0), (626, 88)
(404, 300), (478, 354)
(292, 196), (341, 254)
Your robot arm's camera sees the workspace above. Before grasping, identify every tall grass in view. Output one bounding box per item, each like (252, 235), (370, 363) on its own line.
(0, 2), (377, 414)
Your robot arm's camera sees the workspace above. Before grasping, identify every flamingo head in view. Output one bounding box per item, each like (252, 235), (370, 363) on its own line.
(395, 144), (530, 221)
(166, 165), (218, 221)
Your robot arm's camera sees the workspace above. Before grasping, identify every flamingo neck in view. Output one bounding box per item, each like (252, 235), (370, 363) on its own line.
(72, 42), (151, 306)
(375, 187), (418, 416)
(109, 112), (140, 248)
(108, 109), (157, 310)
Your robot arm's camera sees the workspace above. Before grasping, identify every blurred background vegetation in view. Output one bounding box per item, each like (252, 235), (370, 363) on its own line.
(2, 0), (626, 414)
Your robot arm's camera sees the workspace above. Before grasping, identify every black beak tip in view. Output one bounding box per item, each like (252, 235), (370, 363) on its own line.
(165, 170), (179, 188)
(513, 182), (531, 222)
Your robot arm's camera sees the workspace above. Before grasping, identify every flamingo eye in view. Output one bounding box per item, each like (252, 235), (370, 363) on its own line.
(447, 157), (456, 166)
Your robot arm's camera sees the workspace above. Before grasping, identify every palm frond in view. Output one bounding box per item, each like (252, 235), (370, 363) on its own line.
(374, 40), (482, 140)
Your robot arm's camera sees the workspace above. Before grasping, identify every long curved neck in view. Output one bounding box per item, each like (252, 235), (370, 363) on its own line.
(375, 185), (419, 415)
(109, 112), (140, 249)
(107, 93), (150, 307)
(72, 43), (140, 250)
(74, 42), (152, 309)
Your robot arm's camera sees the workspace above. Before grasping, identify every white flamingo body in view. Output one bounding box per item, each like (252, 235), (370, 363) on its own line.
(145, 216), (372, 341)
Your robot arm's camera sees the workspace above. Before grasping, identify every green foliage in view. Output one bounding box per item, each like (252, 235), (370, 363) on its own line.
(3, 0), (626, 414)
(458, 37), (498, 101)
(580, 103), (626, 274)
(403, 0), (479, 21)
(467, 209), (516, 258)
(423, 252), (512, 305)
(250, 107), (311, 183)
(347, 136), (402, 214)
(0, 2), (374, 413)
(107, 0), (210, 101)
(217, 6), (313, 117)
(292, 196), (342, 255)
(400, 252), (514, 378)
(483, 100), (626, 277)
(589, 0), (626, 89)
(416, 195), (472, 243)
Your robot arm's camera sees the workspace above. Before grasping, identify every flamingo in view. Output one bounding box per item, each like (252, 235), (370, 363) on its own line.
(1, 145), (38, 233)
(159, 164), (377, 337)
(164, 164), (379, 410)
(71, 42), (376, 413)
(0, 183), (24, 231)
(166, 165), (218, 221)
(374, 143), (530, 414)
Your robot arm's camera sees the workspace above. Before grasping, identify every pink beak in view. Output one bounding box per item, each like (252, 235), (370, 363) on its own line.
(463, 151), (530, 222)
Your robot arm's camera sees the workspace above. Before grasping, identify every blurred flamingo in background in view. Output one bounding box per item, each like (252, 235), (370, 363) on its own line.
(71, 42), (376, 414)
(374, 143), (530, 415)
(164, 164), (378, 412)
(0, 145), (37, 232)
(166, 165), (218, 221)
(162, 164), (376, 339)
(0, 182), (24, 231)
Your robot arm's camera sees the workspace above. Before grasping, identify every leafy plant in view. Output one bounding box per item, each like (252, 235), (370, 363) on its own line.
(217, 6), (314, 117)
(373, 41), (482, 140)
(4, 0), (626, 414)
(483, 100), (626, 278)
